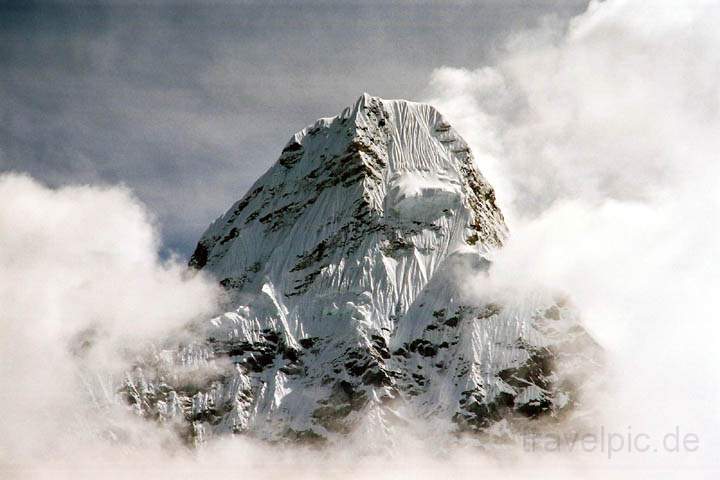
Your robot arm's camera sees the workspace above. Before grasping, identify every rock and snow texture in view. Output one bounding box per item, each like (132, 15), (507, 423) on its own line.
(124, 94), (599, 443)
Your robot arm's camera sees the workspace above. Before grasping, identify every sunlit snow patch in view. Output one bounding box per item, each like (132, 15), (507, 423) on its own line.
(385, 171), (461, 220)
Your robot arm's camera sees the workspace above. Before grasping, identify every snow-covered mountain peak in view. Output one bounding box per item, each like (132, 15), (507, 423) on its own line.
(126, 95), (599, 444)
(187, 94), (506, 338)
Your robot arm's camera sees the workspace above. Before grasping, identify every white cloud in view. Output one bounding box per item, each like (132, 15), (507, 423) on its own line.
(0, 173), (220, 469)
(426, 0), (720, 473)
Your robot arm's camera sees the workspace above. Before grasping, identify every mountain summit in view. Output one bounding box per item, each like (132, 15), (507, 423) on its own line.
(125, 94), (598, 443)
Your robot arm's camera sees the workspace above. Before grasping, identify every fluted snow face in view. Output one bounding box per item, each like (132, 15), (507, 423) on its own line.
(190, 94), (506, 340)
(125, 95), (598, 443)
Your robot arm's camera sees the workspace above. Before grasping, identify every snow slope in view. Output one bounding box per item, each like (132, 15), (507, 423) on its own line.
(123, 94), (599, 443)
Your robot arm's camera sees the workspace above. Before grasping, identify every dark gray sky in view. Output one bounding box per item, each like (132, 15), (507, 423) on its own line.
(0, 0), (588, 258)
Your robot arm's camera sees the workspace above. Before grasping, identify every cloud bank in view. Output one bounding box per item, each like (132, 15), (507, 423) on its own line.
(0, 174), (220, 474)
(426, 0), (720, 474)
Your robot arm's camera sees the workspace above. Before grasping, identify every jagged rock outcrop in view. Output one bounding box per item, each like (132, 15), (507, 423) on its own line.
(122, 94), (600, 444)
